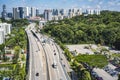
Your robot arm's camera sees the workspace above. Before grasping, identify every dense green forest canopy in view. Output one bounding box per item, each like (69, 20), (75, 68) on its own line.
(42, 10), (120, 50)
(1, 18), (29, 27)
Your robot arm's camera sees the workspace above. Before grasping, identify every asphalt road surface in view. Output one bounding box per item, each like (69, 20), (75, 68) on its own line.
(26, 24), (47, 80)
(26, 23), (71, 80)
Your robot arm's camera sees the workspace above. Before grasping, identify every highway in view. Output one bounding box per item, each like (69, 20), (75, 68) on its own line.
(36, 32), (71, 80)
(26, 23), (48, 80)
(26, 23), (71, 80)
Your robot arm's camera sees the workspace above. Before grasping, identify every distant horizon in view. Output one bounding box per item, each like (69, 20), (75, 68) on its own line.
(0, 0), (120, 14)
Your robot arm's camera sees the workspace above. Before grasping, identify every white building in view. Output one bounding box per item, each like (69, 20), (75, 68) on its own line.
(44, 9), (53, 21)
(13, 8), (20, 19)
(13, 7), (30, 19)
(31, 7), (36, 17)
(86, 8), (100, 15)
(24, 7), (30, 18)
(76, 8), (82, 16)
(0, 23), (11, 44)
(0, 29), (4, 44)
(0, 23), (11, 35)
(94, 9), (100, 15)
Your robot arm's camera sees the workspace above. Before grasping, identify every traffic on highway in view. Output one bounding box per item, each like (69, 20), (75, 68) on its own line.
(26, 23), (71, 80)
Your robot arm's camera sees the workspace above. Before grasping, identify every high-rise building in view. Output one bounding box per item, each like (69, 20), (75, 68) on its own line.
(68, 9), (73, 18)
(24, 7), (30, 18)
(94, 9), (100, 15)
(44, 9), (52, 21)
(7, 13), (13, 18)
(13, 8), (20, 19)
(52, 9), (56, 15)
(36, 8), (39, 16)
(4, 23), (11, 35)
(0, 23), (11, 35)
(31, 7), (36, 17)
(68, 9), (71, 13)
(85, 9), (100, 15)
(72, 8), (77, 14)
(18, 7), (24, 19)
(60, 9), (66, 16)
(0, 29), (4, 44)
(1, 4), (7, 19)
(76, 8), (82, 16)
(0, 23), (11, 44)
(52, 9), (58, 15)
(13, 7), (30, 19)
(55, 9), (59, 16)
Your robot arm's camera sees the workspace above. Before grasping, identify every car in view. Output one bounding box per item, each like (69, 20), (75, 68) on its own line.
(60, 78), (63, 80)
(91, 71), (98, 78)
(54, 53), (56, 55)
(91, 71), (97, 75)
(110, 71), (118, 76)
(96, 77), (103, 80)
(63, 64), (65, 67)
(52, 61), (57, 68)
(36, 73), (39, 76)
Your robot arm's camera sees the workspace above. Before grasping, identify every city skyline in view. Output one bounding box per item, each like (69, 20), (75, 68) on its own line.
(0, 0), (120, 14)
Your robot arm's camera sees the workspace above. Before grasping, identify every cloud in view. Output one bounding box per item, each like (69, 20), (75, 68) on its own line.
(117, 1), (120, 5)
(96, 5), (101, 9)
(117, 2), (120, 5)
(78, 0), (83, 1)
(108, 0), (120, 6)
(99, 1), (103, 5)
(88, 0), (93, 2)
(108, 1), (115, 6)
(81, 5), (92, 9)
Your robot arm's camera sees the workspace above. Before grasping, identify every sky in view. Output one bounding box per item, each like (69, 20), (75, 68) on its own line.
(0, 0), (120, 13)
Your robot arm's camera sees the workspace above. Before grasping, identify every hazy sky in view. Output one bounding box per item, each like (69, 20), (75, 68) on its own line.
(0, 0), (120, 13)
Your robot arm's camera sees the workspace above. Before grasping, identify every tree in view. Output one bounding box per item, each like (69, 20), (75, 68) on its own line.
(0, 44), (5, 51)
(81, 69), (91, 80)
(13, 46), (21, 64)
(102, 28), (117, 46)
(114, 38), (120, 50)
(118, 74), (120, 80)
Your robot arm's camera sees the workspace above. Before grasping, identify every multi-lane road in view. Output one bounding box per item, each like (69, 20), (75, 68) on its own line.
(26, 24), (48, 80)
(26, 23), (71, 80)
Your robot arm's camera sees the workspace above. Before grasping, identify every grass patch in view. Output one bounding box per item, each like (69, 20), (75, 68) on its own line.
(75, 54), (108, 68)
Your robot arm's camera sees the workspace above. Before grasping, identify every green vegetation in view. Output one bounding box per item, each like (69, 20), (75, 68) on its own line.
(5, 27), (27, 49)
(112, 54), (120, 58)
(81, 69), (91, 80)
(42, 10), (120, 50)
(57, 42), (91, 80)
(118, 74), (120, 80)
(13, 46), (21, 64)
(41, 10), (120, 80)
(0, 19), (28, 80)
(1, 18), (29, 27)
(0, 19), (1, 23)
(75, 54), (108, 68)
(0, 64), (26, 80)
(0, 64), (15, 69)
